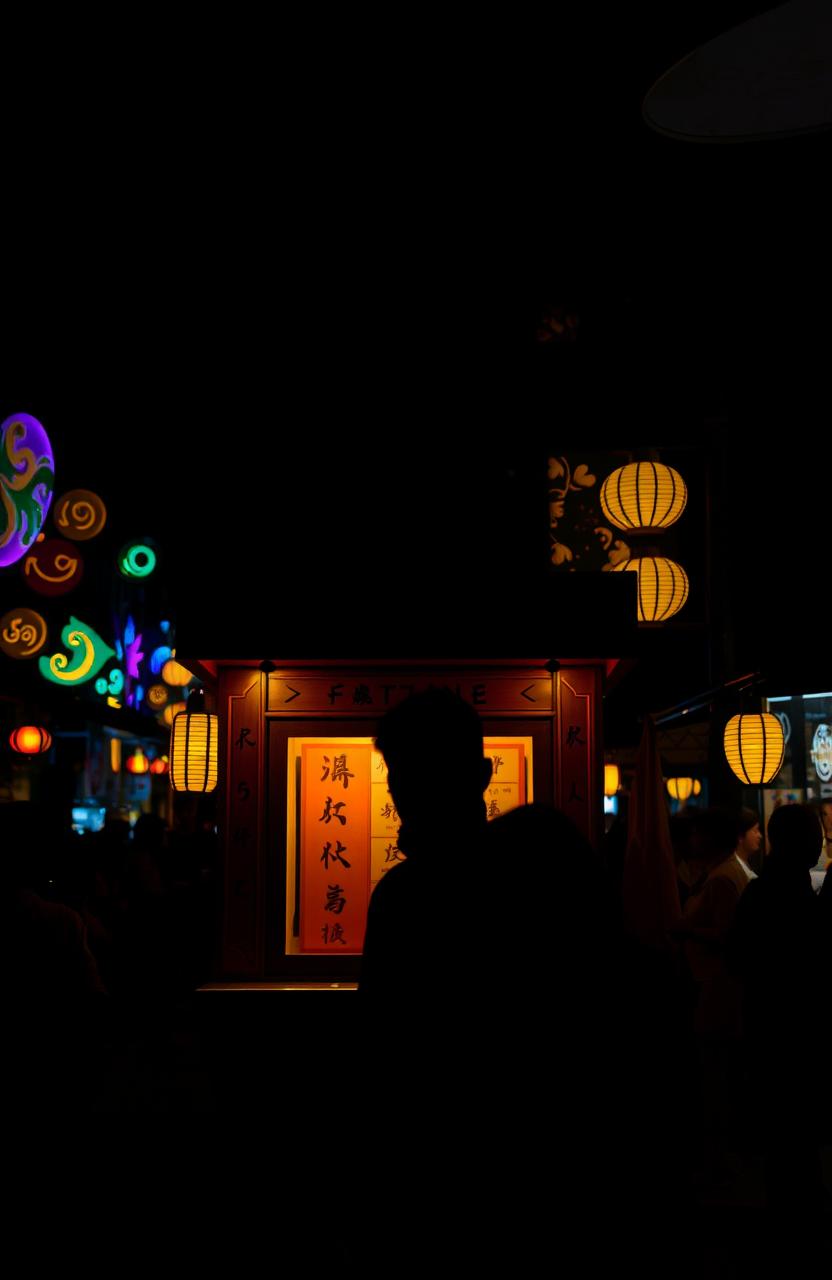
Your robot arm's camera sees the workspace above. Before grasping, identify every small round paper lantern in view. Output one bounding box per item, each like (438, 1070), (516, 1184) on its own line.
(667, 777), (694, 802)
(170, 691), (218, 793)
(147, 683), (169, 709)
(612, 556), (689, 622)
(600, 462), (687, 533)
(162, 658), (192, 687)
(692, 779), (702, 797)
(721, 716), (783, 783)
(126, 747), (150, 775)
(604, 764), (620, 796)
(150, 755), (169, 776)
(724, 713), (785, 785)
(9, 725), (52, 754)
(162, 701), (187, 727)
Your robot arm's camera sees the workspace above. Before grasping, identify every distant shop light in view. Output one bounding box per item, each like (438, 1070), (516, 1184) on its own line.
(126, 747), (150, 775)
(611, 555), (689, 622)
(724, 713), (785, 785)
(110, 738), (122, 773)
(170, 688), (218, 793)
(600, 462), (687, 533)
(604, 764), (620, 796)
(9, 725), (52, 754)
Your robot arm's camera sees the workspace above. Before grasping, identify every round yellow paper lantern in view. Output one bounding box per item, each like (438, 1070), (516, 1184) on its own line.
(604, 764), (620, 796)
(612, 556), (689, 622)
(724, 713), (785, 785)
(667, 777), (694, 802)
(10, 725), (52, 754)
(600, 462), (687, 533)
(162, 657), (193, 687)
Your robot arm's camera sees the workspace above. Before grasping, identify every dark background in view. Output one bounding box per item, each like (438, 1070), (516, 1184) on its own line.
(4, 3), (829, 712)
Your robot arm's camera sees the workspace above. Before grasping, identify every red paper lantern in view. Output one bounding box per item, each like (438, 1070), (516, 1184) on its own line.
(126, 747), (150, 774)
(10, 725), (52, 754)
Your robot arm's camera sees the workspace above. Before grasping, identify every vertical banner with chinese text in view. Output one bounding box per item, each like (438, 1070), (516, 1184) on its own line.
(300, 743), (371, 953)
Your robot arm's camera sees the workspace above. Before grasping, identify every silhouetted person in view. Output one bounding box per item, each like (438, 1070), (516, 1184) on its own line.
(359, 689), (493, 997)
(729, 803), (828, 1211)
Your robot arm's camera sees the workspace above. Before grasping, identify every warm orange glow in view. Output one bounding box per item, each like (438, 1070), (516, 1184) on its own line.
(300, 743), (371, 953)
(162, 657), (193, 686)
(600, 462), (687, 532)
(724, 713), (785, 785)
(150, 755), (169, 775)
(9, 725), (52, 754)
(162, 701), (187, 727)
(170, 712), (218, 792)
(604, 764), (620, 796)
(126, 747), (150, 774)
(612, 555), (689, 622)
(667, 777), (694, 802)
(110, 738), (122, 773)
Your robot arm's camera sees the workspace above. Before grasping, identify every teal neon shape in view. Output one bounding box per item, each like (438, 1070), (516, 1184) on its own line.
(120, 544), (156, 578)
(39, 617), (116, 686)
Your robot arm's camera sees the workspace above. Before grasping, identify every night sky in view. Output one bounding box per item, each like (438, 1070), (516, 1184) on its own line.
(4, 3), (829, 712)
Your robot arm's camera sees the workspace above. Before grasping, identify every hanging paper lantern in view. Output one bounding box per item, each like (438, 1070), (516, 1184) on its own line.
(612, 556), (689, 622)
(161, 700), (187, 727)
(0, 413), (55, 568)
(147, 683), (169, 709)
(600, 462), (687, 533)
(692, 779), (702, 797)
(170, 691), (218, 793)
(150, 755), (169, 775)
(724, 713), (785, 785)
(126, 747), (150, 775)
(667, 777), (694, 802)
(53, 489), (107, 541)
(162, 657), (192, 686)
(9, 725), (52, 754)
(604, 764), (620, 796)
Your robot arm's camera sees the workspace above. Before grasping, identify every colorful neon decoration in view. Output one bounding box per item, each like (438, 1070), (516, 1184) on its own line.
(147, 683), (169, 709)
(39, 617), (116, 686)
(126, 747), (150, 775)
(0, 413), (55, 569)
(123, 616), (144, 678)
(95, 668), (125, 698)
(119, 542), (156, 578)
(23, 537), (84, 596)
(150, 645), (173, 675)
(9, 725), (52, 754)
(0, 607), (48, 658)
(53, 489), (107, 541)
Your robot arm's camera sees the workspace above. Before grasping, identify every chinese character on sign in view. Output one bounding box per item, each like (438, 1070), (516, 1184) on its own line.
(491, 755), (504, 775)
(321, 840), (351, 870)
(380, 802), (398, 821)
(384, 843), (403, 863)
(321, 754), (355, 788)
(321, 923), (348, 945)
(325, 884), (347, 914)
(487, 799), (501, 819)
(319, 797), (347, 825)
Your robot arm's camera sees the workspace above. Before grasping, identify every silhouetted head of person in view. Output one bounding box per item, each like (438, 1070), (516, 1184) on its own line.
(0, 802), (52, 893)
(132, 813), (167, 852)
(375, 689), (492, 851)
(767, 803), (823, 871)
(698, 808), (739, 868)
(736, 807), (762, 859)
